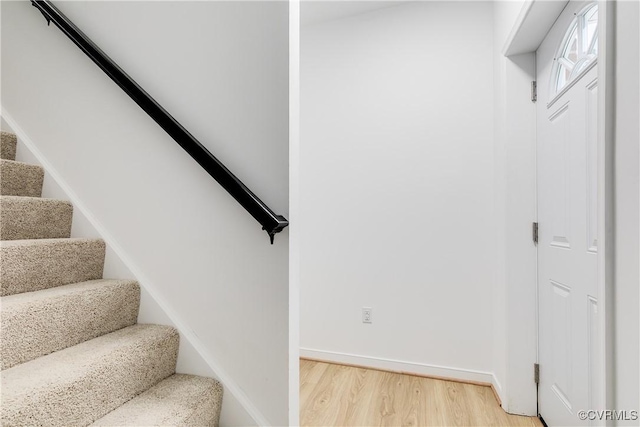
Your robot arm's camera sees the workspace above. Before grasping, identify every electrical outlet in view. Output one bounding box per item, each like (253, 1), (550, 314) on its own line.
(362, 307), (372, 324)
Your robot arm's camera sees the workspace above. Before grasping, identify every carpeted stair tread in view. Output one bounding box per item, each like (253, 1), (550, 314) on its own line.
(0, 237), (105, 296)
(1, 324), (179, 427)
(1, 279), (140, 370)
(0, 141), (224, 425)
(0, 196), (72, 240)
(92, 374), (223, 426)
(1, 131), (17, 161)
(0, 159), (44, 197)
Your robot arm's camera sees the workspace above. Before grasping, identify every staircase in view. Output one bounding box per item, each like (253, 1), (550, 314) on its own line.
(0, 130), (223, 426)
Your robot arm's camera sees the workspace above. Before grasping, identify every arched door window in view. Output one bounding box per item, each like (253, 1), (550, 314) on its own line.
(551, 3), (598, 96)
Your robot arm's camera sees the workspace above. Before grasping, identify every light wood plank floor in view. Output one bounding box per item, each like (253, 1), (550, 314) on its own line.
(300, 360), (543, 427)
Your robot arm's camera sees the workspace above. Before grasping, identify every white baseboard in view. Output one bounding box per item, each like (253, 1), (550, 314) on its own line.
(1, 109), (265, 427)
(300, 348), (508, 410)
(300, 347), (497, 386)
(491, 372), (506, 408)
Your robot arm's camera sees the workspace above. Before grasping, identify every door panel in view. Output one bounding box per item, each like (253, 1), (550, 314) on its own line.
(536, 1), (599, 425)
(547, 103), (572, 250)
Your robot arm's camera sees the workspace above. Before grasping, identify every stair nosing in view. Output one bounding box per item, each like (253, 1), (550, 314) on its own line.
(1, 324), (179, 426)
(91, 374), (223, 426)
(0, 237), (104, 246)
(1, 278), (138, 304)
(0, 158), (43, 167)
(2, 324), (177, 380)
(0, 194), (72, 203)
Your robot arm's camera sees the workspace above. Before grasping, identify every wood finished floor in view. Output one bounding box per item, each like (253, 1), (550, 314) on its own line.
(300, 360), (543, 427)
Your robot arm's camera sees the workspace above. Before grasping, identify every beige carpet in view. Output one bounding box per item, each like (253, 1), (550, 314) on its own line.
(0, 130), (223, 426)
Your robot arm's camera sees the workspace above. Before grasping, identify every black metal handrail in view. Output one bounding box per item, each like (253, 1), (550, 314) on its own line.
(31, 0), (288, 243)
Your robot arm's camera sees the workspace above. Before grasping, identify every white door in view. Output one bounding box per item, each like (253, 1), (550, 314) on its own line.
(536, 1), (599, 426)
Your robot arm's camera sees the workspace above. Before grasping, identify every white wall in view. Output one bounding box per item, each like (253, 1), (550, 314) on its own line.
(613, 0), (640, 422)
(1, 1), (289, 425)
(300, 1), (496, 382)
(300, 1), (404, 27)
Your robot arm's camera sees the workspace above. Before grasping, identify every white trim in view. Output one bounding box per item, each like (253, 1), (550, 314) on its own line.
(0, 109), (271, 427)
(504, 0), (537, 55)
(300, 348), (496, 386)
(503, 0), (569, 57)
(288, 0), (301, 425)
(492, 374), (506, 408)
(596, 0), (614, 417)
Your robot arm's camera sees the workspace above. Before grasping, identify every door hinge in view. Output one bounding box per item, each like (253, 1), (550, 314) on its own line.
(531, 81), (537, 103)
(534, 363), (540, 384)
(533, 222), (539, 245)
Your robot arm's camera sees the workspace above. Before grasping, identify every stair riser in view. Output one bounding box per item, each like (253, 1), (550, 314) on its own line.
(0, 239), (105, 296)
(1, 132), (17, 161)
(0, 197), (72, 240)
(1, 280), (140, 370)
(1, 326), (179, 427)
(0, 160), (44, 197)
